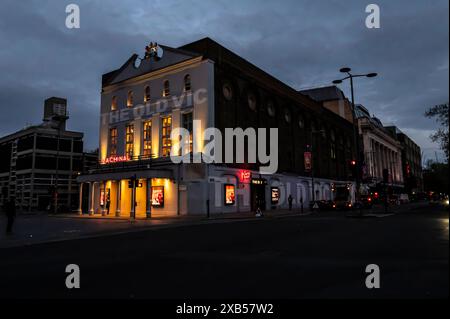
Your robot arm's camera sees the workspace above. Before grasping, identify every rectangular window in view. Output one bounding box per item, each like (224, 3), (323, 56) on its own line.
(125, 124), (134, 158)
(109, 128), (118, 156)
(182, 112), (193, 154)
(143, 120), (152, 157)
(161, 116), (172, 157)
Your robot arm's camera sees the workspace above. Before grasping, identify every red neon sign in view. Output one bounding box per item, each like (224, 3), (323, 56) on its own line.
(240, 170), (251, 182)
(102, 155), (130, 164)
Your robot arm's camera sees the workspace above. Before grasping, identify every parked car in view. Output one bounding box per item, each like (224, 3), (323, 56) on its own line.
(309, 200), (335, 211)
(388, 195), (400, 205)
(399, 194), (410, 204)
(334, 198), (353, 210)
(358, 195), (374, 208)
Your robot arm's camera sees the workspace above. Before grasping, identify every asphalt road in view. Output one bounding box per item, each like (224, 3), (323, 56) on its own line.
(0, 203), (448, 299)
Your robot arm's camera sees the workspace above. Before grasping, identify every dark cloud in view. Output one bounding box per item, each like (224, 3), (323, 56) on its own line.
(0, 0), (448, 162)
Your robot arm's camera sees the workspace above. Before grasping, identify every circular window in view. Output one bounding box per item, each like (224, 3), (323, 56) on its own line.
(222, 83), (233, 101)
(298, 115), (304, 129)
(284, 108), (291, 123)
(267, 100), (275, 117)
(247, 93), (257, 111)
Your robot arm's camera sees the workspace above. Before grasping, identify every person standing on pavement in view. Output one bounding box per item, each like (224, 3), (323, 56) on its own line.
(3, 196), (16, 234)
(288, 194), (293, 211)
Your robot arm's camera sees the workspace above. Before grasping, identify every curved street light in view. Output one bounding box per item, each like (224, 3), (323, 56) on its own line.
(333, 68), (378, 215)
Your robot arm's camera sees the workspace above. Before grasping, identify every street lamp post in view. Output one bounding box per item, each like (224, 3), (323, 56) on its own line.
(309, 129), (325, 205)
(333, 68), (377, 214)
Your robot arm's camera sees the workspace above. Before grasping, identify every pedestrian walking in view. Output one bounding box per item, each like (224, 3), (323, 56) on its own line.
(288, 194), (293, 211)
(3, 197), (16, 234)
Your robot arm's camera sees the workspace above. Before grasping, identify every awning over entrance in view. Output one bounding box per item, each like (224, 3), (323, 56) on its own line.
(77, 169), (174, 183)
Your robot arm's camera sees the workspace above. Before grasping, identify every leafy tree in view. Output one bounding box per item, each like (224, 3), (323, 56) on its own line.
(425, 103), (449, 162)
(423, 160), (448, 194)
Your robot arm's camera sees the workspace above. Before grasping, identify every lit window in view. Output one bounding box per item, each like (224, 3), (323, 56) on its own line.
(127, 91), (134, 107)
(163, 80), (170, 97)
(184, 74), (191, 92)
(144, 86), (150, 102)
(182, 112), (193, 154)
(143, 120), (152, 157)
(125, 124), (134, 158)
(111, 96), (117, 111)
(109, 127), (118, 156)
(161, 116), (172, 157)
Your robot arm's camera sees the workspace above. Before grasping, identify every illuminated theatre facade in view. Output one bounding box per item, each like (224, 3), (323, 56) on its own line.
(78, 38), (357, 218)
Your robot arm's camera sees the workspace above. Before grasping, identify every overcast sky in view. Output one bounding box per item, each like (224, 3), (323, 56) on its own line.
(0, 0), (448, 163)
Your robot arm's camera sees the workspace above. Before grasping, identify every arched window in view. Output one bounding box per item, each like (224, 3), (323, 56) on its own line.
(298, 114), (305, 129)
(222, 83), (233, 101)
(144, 86), (150, 102)
(111, 96), (117, 111)
(284, 108), (291, 123)
(163, 80), (170, 97)
(184, 74), (191, 92)
(127, 91), (134, 107)
(247, 92), (257, 111)
(330, 129), (336, 159)
(267, 100), (275, 117)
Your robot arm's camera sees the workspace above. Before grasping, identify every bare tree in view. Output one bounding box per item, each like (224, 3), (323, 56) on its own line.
(425, 102), (449, 162)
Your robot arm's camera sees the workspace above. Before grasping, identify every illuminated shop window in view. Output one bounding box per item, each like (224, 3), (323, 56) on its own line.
(182, 112), (193, 153)
(184, 74), (191, 92)
(161, 116), (172, 157)
(111, 96), (117, 111)
(143, 120), (152, 157)
(109, 127), (118, 156)
(163, 80), (170, 97)
(127, 91), (134, 107)
(125, 124), (134, 158)
(144, 86), (151, 102)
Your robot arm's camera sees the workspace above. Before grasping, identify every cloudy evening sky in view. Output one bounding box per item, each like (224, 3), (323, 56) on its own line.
(0, 0), (448, 162)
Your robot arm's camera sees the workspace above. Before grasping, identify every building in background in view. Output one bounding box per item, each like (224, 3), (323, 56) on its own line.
(0, 97), (95, 212)
(385, 126), (423, 194)
(355, 105), (404, 193)
(300, 85), (354, 123)
(78, 38), (357, 218)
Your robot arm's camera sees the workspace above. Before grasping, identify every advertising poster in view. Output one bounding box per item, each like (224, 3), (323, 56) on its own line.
(224, 184), (235, 205)
(271, 187), (280, 204)
(151, 186), (164, 207)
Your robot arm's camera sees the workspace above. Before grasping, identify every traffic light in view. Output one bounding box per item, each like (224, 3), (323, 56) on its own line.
(128, 176), (142, 188)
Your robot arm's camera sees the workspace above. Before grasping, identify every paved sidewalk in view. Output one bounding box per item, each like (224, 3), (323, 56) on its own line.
(0, 208), (310, 248)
